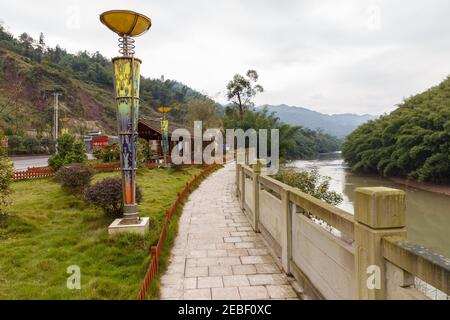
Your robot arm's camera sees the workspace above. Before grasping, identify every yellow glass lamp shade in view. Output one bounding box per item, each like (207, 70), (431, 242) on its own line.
(158, 106), (172, 114)
(100, 10), (151, 37)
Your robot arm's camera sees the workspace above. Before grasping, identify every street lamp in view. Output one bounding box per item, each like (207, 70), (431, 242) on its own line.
(100, 10), (151, 234)
(158, 106), (171, 165)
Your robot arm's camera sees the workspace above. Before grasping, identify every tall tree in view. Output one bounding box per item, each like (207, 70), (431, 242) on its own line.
(38, 32), (45, 48)
(184, 98), (222, 129)
(226, 70), (263, 116)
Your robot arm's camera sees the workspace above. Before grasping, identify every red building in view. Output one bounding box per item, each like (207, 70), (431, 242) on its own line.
(92, 136), (109, 150)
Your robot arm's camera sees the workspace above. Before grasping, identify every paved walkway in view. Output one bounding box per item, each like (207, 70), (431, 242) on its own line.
(160, 163), (299, 300)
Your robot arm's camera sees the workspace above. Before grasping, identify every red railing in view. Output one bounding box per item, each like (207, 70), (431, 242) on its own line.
(14, 166), (56, 180)
(14, 161), (207, 181)
(90, 162), (121, 171)
(136, 163), (219, 300)
(13, 163), (121, 181)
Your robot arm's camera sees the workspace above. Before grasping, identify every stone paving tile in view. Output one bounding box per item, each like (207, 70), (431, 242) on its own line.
(235, 242), (255, 249)
(185, 266), (208, 277)
(218, 257), (242, 266)
(161, 273), (184, 286)
(184, 289), (211, 300)
(207, 249), (228, 257)
(223, 275), (250, 287)
(247, 248), (269, 256)
(232, 264), (257, 275)
(212, 287), (241, 300)
(216, 243), (236, 250)
(161, 285), (183, 299)
(247, 274), (288, 286)
(184, 278), (197, 289)
(197, 276), (223, 289)
(241, 255), (273, 265)
(209, 265), (233, 276)
(266, 285), (298, 298)
(238, 286), (269, 300)
(227, 249), (249, 257)
(161, 163), (298, 300)
(255, 263), (281, 274)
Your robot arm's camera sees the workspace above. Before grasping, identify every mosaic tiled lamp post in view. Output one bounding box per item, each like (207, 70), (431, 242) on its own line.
(158, 106), (171, 165)
(100, 10), (151, 235)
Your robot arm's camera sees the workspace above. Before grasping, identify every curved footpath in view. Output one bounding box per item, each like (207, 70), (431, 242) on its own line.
(160, 162), (299, 300)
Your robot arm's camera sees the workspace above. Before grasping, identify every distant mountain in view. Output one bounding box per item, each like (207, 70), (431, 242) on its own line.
(258, 104), (377, 138)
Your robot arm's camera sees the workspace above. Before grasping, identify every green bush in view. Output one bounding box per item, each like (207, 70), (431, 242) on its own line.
(48, 133), (87, 170)
(93, 145), (120, 163)
(0, 157), (14, 215)
(85, 177), (143, 217)
(101, 148), (119, 163)
(0, 129), (14, 214)
(275, 169), (343, 205)
(23, 136), (40, 154)
(6, 135), (53, 155)
(55, 164), (94, 194)
(7, 135), (25, 154)
(92, 148), (103, 160)
(39, 137), (55, 154)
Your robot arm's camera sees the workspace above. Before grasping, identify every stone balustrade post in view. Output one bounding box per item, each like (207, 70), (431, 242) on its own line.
(354, 187), (407, 300)
(236, 163), (240, 198)
(240, 165), (245, 210)
(251, 160), (262, 232)
(280, 186), (292, 274)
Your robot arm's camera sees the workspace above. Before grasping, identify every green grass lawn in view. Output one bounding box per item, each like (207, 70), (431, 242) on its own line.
(0, 166), (203, 299)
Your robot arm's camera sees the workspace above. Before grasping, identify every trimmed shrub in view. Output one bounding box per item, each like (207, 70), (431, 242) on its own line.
(48, 133), (87, 170)
(93, 144), (120, 163)
(92, 148), (103, 160)
(55, 164), (94, 194)
(85, 177), (143, 217)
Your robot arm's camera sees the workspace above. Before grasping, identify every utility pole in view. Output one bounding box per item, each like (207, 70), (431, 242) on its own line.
(53, 92), (62, 152)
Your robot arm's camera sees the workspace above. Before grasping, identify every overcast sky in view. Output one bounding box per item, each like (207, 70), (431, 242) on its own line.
(1, 0), (449, 115)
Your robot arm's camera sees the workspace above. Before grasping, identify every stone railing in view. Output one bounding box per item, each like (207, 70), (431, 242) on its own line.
(236, 162), (449, 300)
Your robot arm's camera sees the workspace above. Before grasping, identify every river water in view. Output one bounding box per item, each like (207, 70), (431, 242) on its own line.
(288, 152), (450, 258)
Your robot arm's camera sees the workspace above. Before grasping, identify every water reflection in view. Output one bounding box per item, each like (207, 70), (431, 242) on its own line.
(288, 152), (450, 257)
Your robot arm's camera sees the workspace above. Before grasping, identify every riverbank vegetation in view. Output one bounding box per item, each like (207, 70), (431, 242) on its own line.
(0, 166), (202, 299)
(342, 77), (450, 184)
(275, 169), (343, 205)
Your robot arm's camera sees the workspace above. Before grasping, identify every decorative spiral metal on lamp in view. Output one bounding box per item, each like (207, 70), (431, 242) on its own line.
(118, 36), (135, 56)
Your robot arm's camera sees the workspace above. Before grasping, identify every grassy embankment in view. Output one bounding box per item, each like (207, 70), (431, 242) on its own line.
(0, 166), (204, 299)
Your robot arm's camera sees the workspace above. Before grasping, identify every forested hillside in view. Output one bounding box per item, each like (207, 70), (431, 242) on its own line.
(342, 77), (450, 183)
(0, 26), (206, 136)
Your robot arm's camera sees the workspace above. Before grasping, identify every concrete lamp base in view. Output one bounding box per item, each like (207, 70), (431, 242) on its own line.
(108, 217), (150, 236)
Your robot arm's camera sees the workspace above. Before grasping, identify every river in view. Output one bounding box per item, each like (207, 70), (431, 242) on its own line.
(288, 152), (450, 258)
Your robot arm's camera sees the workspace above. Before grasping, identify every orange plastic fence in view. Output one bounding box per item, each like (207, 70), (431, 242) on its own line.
(136, 164), (219, 300)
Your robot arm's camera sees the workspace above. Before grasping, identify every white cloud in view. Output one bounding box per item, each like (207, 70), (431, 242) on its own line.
(1, 0), (449, 115)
